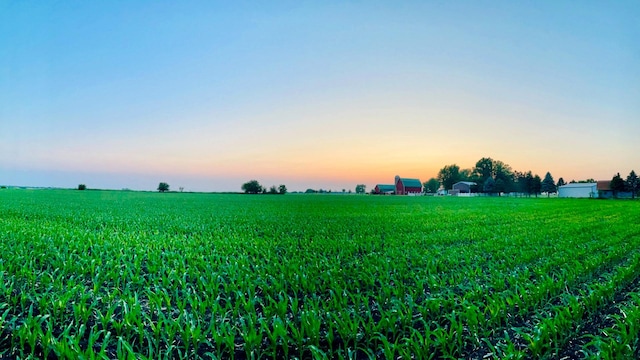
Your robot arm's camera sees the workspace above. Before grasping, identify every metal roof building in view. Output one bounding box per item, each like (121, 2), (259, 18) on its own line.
(558, 183), (597, 198)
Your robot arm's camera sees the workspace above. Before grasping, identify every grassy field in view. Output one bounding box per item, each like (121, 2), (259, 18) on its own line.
(0, 190), (639, 359)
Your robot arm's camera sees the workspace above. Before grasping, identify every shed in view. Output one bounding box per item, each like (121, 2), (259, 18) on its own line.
(452, 181), (477, 194)
(558, 183), (597, 198)
(374, 184), (396, 194)
(395, 176), (422, 195)
(597, 180), (613, 198)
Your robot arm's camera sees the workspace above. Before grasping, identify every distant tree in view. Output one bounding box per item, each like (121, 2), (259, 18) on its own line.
(514, 171), (528, 196)
(473, 157), (494, 180)
(268, 185), (278, 194)
(494, 178), (507, 195)
(483, 177), (496, 194)
(557, 177), (566, 188)
(438, 164), (462, 191)
(460, 168), (473, 182)
(472, 157), (514, 193)
(158, 182), (170, 192)
(531, 175), (542, 198)
(78, 184), (87, 190)
(305, 189), (317, 194)
(179, 187), (184, 192)
(355, 184), (366, 194)
(424, 178), (440, 193)
(278, 184), (287, 195)
(494, 161), (515, 192)
(626, 170), (638, 199)
(541, 172), (556, 197)
(611, 173), (625, 197)
(241, 180), (263, 194)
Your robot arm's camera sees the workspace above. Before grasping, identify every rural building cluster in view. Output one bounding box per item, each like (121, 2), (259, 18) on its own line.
(369, 158), (638, 199)
(373, 176), (423, 195)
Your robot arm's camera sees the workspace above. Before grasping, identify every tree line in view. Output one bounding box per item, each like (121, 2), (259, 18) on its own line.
(423, 157), (638, 198)
(241, 180), (287, 195)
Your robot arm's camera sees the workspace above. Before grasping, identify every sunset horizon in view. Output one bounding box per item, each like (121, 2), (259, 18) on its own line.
(2, 2), (638, 192)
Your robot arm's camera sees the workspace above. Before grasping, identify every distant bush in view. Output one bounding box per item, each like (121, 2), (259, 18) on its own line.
(78, 184), (87, 190)
(158, 182), (170, 192)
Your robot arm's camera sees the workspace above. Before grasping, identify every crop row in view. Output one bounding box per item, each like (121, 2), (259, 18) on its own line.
(0, 190), (638, 358)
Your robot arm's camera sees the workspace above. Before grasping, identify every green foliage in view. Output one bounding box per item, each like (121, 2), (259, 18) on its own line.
(541, 172), (556, 196)
(423, 178), (440, 193)
(483, 177), (495, 194)
(472, 158), (514, 192)
(625, 170), (638, 198)
(0, 190), (639, 359)
(241, 180), (262, 194)
(355, 184), (366, 194)
(474, 157), (494, 180)
(157, 182), (170, 192)
(611, 173), (625, 196)
(438, 164), (462, 190)
(278, 184), (287, 194)
(77, 184), (87, 190)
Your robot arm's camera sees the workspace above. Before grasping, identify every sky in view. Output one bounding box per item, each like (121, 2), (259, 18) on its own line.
(1, 1), (639, 192)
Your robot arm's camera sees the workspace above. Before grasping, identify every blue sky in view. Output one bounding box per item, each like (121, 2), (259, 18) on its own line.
(1, 1), (639, 191)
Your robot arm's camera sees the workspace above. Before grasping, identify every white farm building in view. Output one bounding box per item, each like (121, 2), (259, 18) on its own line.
(558, 183), (598, 198)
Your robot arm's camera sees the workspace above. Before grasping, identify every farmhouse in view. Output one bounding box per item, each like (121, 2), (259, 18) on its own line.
(395, 176), (422, 195)
(374, 184), (396, 194)
(452, 181), (476, 195)
(558, 183), (597, 198)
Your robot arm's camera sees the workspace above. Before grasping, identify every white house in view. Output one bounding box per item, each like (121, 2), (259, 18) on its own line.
(558, 183), (598, 198)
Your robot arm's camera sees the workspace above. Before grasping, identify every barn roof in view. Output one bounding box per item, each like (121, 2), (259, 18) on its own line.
(596, 180), (611, 191)
(453, 181), (477, 186)
(559, 182), (597, 188)
(376, 184), (396, 192)
(398, 178), (422, 188)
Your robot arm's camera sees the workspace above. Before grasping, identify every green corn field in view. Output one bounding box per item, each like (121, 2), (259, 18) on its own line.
(1, 189), (639, 359)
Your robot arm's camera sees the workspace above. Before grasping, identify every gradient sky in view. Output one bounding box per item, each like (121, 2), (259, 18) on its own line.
(2, 1), (639, 192)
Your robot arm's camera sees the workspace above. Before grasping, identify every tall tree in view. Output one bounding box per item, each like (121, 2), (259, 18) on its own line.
(438, 164), (461, 191)
(541, 172), (556, 197)
(610, 173), (625, 197)
(423, 178), (440, 193)
(278, 184), (287, 195)
(241, 180), (263, 194)
(483, 177), (496, 194)
(626, 170), (638, 199)
(556, 177), (566, 188)
(493, 161), (514, 193)
(494, 178), (507, 195)
(517, 171), (538, 197)
(355, 184), (366, 194)
(473, 157), (494, 180)
(157, 182), (170, 192)
(514, 171), (531, 196)
(473, 158), (514, 193)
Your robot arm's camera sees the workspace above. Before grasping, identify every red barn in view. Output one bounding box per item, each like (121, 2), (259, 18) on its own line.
(395, 176), (422, 195)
